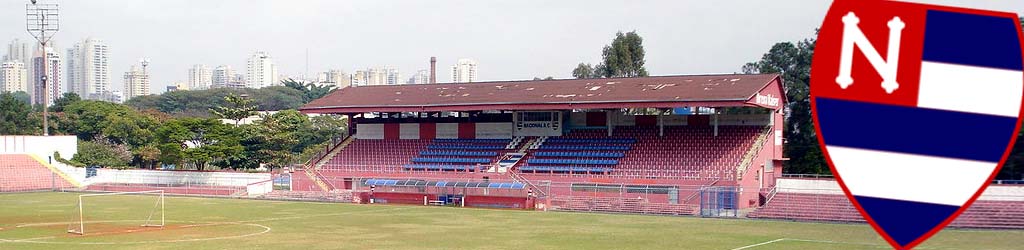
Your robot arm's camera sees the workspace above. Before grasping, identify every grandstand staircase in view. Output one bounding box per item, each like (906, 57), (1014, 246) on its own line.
(303, 136), (356, 192)
(736, 126), (772, 181)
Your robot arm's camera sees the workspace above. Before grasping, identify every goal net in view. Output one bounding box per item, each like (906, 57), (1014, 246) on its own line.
(67, 190), (165, 235)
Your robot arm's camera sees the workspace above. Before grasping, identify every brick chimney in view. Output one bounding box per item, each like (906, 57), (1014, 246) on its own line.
(430, 57), (437, 84)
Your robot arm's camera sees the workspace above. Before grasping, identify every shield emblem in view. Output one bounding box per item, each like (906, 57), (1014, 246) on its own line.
(810, 0), (1024, 249)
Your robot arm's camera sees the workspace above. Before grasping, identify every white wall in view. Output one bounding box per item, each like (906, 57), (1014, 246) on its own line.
(476, 123), (513, 139)
(87, 169), (271, 187)
(355, 124), (384, 139)
(0, 135), (77, 160)
(399, 123), (420, 139)
(436, 123), (459, 139)
(777, 178), (1024, 201)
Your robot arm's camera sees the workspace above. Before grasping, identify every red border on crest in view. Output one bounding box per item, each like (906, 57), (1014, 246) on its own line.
(810, 0), (1024, 249)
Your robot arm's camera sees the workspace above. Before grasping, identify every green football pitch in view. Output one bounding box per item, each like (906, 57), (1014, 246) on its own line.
(0, 192), (1021, 250)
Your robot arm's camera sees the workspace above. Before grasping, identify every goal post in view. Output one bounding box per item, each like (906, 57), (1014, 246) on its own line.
(67, 190), (165, 235)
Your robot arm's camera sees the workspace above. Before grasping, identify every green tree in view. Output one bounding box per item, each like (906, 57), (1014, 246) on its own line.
(73, 139), (132, 168)
(573, 31), (648, 78)
(282, 78), (338, 103)
(133, 145), (161, 169)
(155, 118), (243, 170)
(210, 93), (257, 125)
(532, 76), (555, 81)
(572, 63), (596, 79)
(51, 92), (82, 112)
(250, 110), (307, 168)
(0, 91), (41, 135)
(742, 36), (824, 175)
(10, 91), (31, 105)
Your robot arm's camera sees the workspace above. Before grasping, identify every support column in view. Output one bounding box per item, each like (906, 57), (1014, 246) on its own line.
(606, 110), (613, 137)
(658, 113), (664, 137)
(713, 113), (719, 137)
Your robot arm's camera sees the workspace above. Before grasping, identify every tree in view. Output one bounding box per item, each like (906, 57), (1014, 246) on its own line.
(210, 93), (257, 125)
(250, 110), (307, 168)
(0, 91), (41, 135)
(572, 31), (648, 78)
(282, 78), (338, 103)
(572, 63), (596, 79)
(532, 76), (555, 81)
(10, 91), (31, 105)
(73, 139), (131, 168)
(133, 145), (161, 169)
(51, 92), (81, 112)
(743, 36), (823, 175)
(599, 31), (648, 78)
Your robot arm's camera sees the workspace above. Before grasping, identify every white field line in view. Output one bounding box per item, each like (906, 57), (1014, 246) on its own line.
(733, 238), (949, 250)
(730, 238), (786, 250)
(0, 206), (412, 245)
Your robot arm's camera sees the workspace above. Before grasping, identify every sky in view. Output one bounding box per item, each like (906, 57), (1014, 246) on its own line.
(0, 0), (1021, 94)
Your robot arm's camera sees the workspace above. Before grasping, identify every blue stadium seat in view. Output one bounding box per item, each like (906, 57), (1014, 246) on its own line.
(411, 157), (492, 164)
(526, 159), (618, 165)
(420, 151), (498, 157)
(545, 138), (636, 144)
(533, 151), (624, 158)
(538, 145), (630, 151)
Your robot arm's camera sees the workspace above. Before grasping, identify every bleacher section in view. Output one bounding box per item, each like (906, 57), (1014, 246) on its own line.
(320, 139), (512, 173)
(322, 139), (431, 170)
(748, 192), (1024, 229)
(518, 126), (762, 178)
(0, 154), (74, 192)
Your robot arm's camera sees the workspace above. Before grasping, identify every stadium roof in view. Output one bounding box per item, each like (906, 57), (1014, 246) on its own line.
(300, 74), (785, 113)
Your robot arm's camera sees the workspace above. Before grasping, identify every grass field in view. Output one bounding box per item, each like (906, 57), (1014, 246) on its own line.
(1, 192), (1022, 250)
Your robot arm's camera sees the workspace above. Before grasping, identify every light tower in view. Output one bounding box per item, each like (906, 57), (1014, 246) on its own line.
(26, 1), (59, 136)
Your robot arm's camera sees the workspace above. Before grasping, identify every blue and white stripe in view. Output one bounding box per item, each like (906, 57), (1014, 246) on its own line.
(819, 10), (1023, 246)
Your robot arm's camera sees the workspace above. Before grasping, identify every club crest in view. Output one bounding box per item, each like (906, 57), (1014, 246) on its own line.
(810, 0), (1024, 249)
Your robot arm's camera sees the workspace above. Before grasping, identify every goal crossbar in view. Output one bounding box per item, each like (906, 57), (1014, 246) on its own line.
(67, 190), (165, 235)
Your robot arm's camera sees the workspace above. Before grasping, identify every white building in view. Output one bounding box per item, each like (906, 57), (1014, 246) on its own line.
(322, 69), (350, 89)
(4, 39), (30, 64)
(1, 61), (29, 93)
(245, 51), (278, 89)
(450, 58), (477, 83)
(31, 46), (62, 105)
(66, 38), (111, 101)
(350, 66), (401, 86)
(187, 64), (212, 90)
(408, 69), (429, 84)
(212, 65), (234, 88)
(6, 39), (32, 91)
(384, 65), (401, 85)
(122, 60), (150, 101)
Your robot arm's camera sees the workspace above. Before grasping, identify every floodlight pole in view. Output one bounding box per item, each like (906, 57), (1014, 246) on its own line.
(26, 2), (59, 136)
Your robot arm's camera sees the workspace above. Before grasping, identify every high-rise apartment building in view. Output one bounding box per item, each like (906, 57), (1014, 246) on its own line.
(450, 58), (477, 83)
(212, 65), (234, 88)
(31, 46), (62, 105)
(66, 38), (111, 101)
(323, 69), (350, 89)
(187, 64), (212, 90)
(245, 51), (278, 89)
(4, 39), (30, 64)
(122, 60), (150, 101)
(408, 70), (429, 84)
(0, 61), (28, 93)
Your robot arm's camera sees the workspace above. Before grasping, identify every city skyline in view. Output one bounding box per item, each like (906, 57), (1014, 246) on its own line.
(0, 0), (1021, 95)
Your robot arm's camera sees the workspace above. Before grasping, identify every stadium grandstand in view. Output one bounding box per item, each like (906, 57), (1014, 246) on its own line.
(295, 73), (788, 213)
(3, 74), (1024, 231)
